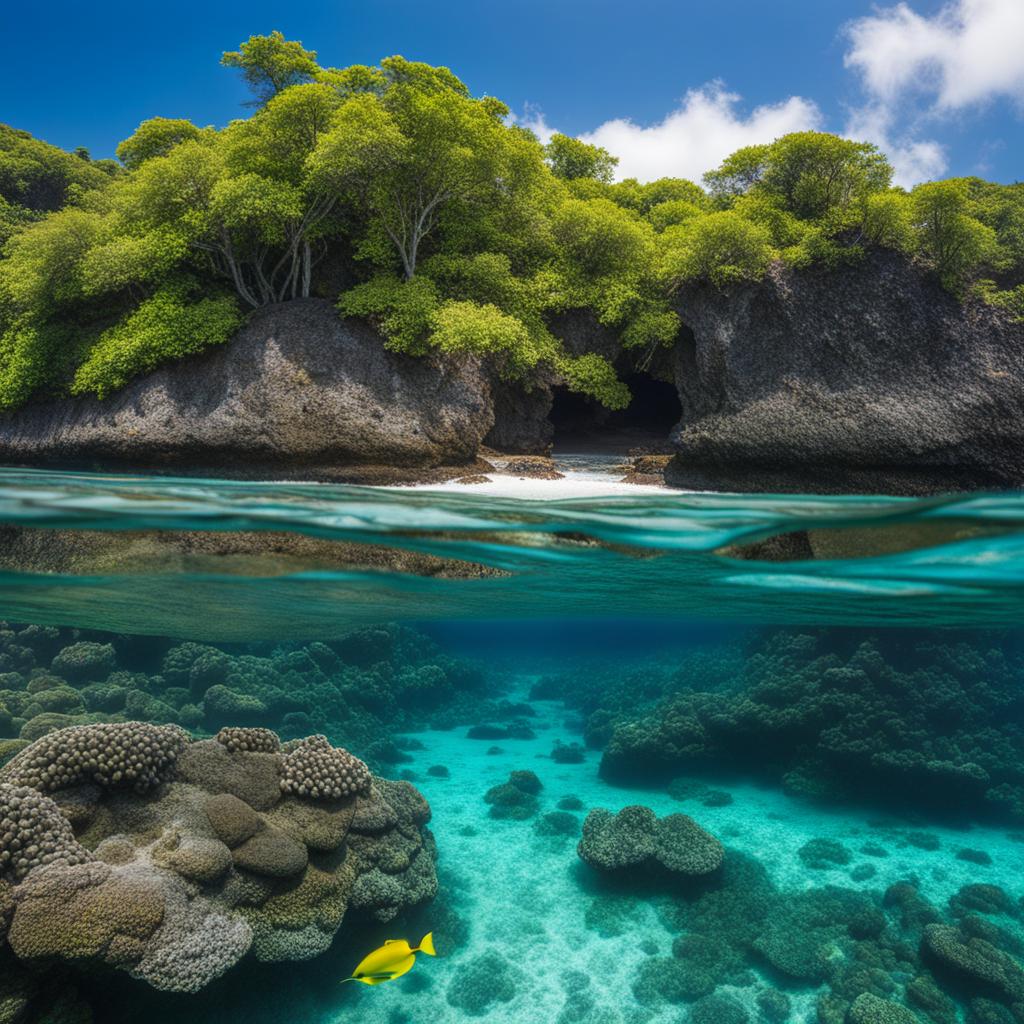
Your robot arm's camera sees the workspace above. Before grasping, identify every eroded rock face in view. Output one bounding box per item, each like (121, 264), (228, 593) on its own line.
(0, 299), (494, 478)
(667, 251), (1024, 495)
(0, 724), (436, 993)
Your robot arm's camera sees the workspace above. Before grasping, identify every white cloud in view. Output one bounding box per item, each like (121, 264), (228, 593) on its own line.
(844, 0), (1024, 111)
(842, 0), (1024, 185)
(577, 84), (821, 183)
(844, 103), (948, 187)
(509, 104), (556, 146)
(515, 1), (1022, 193)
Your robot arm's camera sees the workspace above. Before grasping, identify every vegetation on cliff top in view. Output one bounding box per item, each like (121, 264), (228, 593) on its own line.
(0, 31), (1022, 412)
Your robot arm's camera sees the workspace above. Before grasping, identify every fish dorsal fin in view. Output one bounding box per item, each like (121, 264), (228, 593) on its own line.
(384, 939), (397, 945)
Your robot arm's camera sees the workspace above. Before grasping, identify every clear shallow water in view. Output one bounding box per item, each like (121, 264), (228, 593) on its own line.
(0, 467), (1022, 636)
(2, 465), (1024, 1024)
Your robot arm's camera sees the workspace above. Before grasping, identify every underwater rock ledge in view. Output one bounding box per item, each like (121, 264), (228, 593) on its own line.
(0, 721), (437, 1006)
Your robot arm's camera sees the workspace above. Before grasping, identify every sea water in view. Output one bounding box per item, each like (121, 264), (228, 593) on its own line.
(1, 464), (1023, 1024)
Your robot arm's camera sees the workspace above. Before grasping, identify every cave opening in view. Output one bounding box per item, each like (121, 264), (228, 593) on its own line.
(549, 372), (682, 453)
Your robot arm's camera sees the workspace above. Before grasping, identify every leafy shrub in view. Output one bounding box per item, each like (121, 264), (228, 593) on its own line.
(71, 280), (241, 398)
(337, 274), (439, 354)
(663, 211), (774, 288)
(555, 352), (630, 410)
(428, 300), (537, 376)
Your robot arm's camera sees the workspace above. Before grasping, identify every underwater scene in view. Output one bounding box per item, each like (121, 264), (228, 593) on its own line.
(0, 466), (1023, 1024)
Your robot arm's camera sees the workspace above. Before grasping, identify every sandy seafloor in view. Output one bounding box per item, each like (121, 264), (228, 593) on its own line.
(332, 680), (1024, 1024)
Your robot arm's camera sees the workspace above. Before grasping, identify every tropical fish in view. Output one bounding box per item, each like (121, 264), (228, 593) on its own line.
(342, 933), (436, 985)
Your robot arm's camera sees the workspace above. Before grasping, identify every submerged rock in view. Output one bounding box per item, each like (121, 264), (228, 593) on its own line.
(0, 722), (436, 993)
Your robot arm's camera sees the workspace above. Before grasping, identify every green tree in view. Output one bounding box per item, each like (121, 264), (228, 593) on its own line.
(552, 197), (652, 278)
(662, 210), (774, 288)
(0, 124), (115, 213)
(911, 180), (997, 289)
(703, 144), (771, 202)
(221, 31), (320, 104)
(704, 133), (891, 226)
(544, 133), (618, 183)
(861, 190), (914, 252)
(312, 58), (547, 280)
(116, 118), (205, 170)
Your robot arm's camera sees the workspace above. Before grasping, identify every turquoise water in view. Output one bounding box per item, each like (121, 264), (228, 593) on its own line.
(2, 467), (1024, 1024)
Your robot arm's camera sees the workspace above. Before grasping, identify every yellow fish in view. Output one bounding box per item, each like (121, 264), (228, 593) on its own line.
(342, 933), (436, 985)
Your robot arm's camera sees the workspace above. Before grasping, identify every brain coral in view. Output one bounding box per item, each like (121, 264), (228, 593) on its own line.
(1, 722), (189, 794)
(280, 735), (371, 800)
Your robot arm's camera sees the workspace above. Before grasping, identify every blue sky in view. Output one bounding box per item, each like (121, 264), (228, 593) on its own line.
(2, 0), (1021, 186)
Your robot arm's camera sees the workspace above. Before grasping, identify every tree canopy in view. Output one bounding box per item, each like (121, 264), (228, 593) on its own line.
(0, 34), (1021, 414)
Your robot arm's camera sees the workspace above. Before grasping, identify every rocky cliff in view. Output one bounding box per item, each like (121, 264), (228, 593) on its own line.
(0, 299), (494, 481)
(667, 251), (1024, 495)
(0, 255), (1021, 495)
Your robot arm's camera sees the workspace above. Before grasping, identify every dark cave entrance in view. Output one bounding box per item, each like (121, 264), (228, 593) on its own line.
(549, 372), (682, 453)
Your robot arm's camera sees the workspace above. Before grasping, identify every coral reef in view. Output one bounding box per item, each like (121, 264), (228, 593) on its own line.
(542, 630), (1024, 822)
(0, 621), (495, 779)
(0, 721), (436, 996)
(604, 839), (1024, 1024)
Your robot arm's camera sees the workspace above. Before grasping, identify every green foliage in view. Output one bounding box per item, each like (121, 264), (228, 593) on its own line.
(0, 206), (105, 311)
(429, 300), (537, 375)
(974, 280), (1024, 321)
(910, 180), (998, 290)
(704, 132), (892, 226)
(337, 274), (439, 354)
(862, 191), (914, 252)
(116, 118), (205, 170)
(552, 198), (653, 278)
(0, 123), (114, 213)
(0, 196), (37, 247)
(662, 211), (774, 288)
(782, 226), (862, 271)
(555, 352), (630, 410)
(221, 31), (320, 104)
(311, 62), (546, 281)
(702, 145), (771, 202)
(544, 134), (617, 183)
(0, 318), (83, 410)
(71, 280), (241, 398)
(647, 199), (704, 233)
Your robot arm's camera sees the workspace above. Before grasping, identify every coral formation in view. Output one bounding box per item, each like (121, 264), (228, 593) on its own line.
(1, 721), (188, 794)
(484, 770), (543, 820)
(577, 805), (723, 877)
(0, 784), (91, 880)
(279, 735), (371, 799)
(540, 630), (1024, 821)
(0, 622), (493, 782)
(0, 719), (436, 997)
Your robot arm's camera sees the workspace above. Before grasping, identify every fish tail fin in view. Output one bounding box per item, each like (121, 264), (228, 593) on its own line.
(417, 932), (436, 957)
